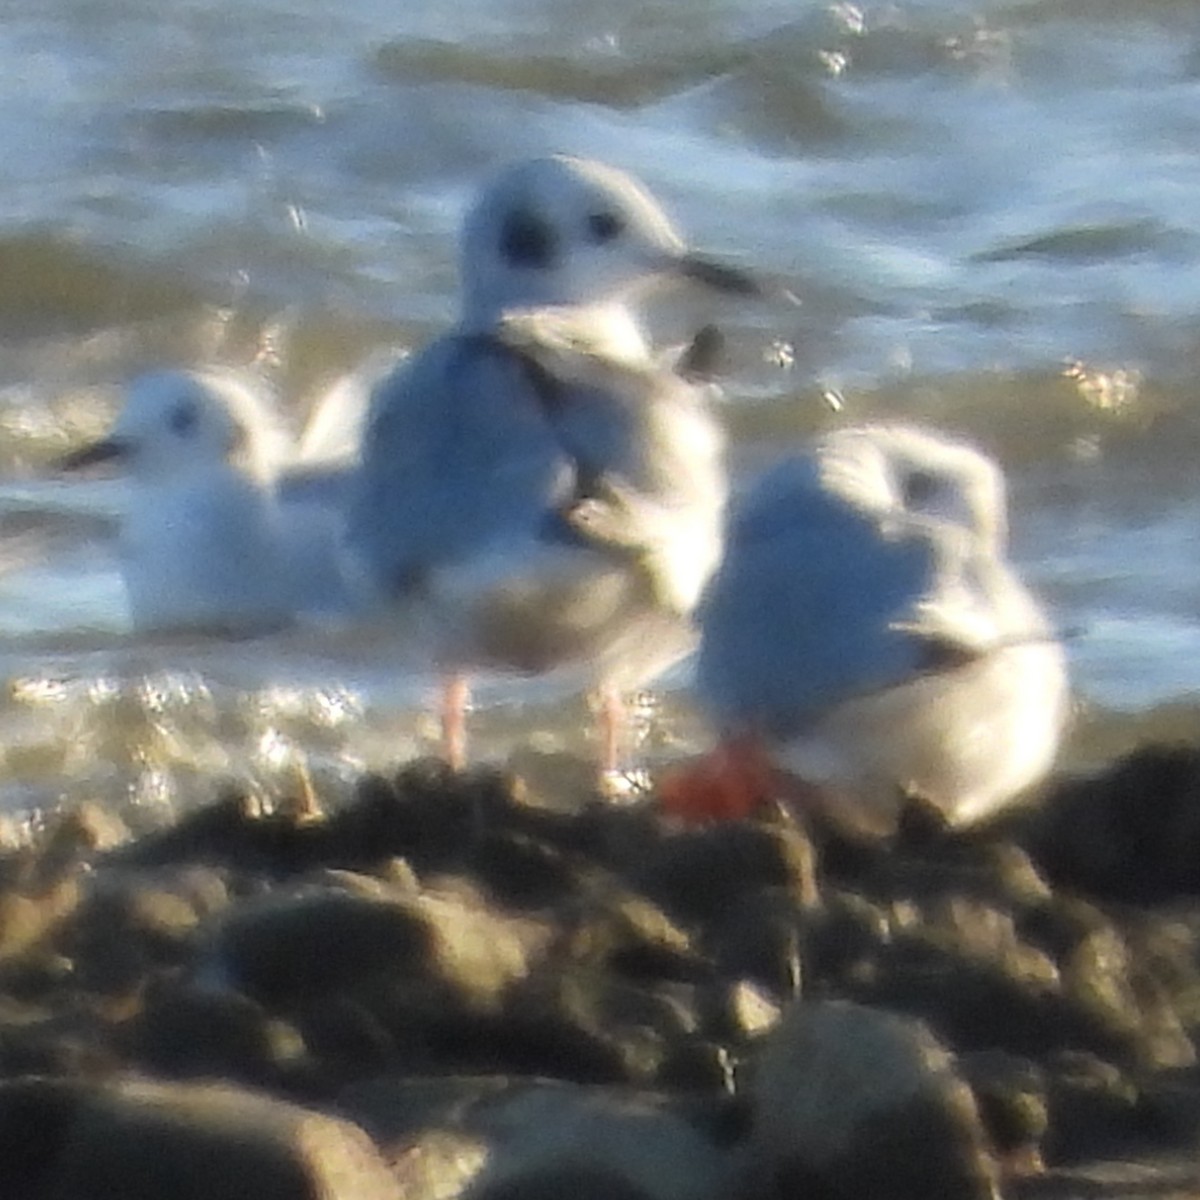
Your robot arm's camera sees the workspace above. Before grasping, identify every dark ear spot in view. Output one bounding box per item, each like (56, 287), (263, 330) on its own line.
(902, 468), (939, 507)
(169, 402), (197, 436)
(228, 419), (249, 457)
(499, 208), (556, 269)
(586, 210), (625, 244)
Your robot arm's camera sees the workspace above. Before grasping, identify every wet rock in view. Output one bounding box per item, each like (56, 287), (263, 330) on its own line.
(469, 829), (576, 909)
(959, 1050), (1049, 1175)
(1041, 1050), (1150, 1165)
(699, 978), (783, 1044)
(6, 737), (1200, 1193)
(0, 874), (81, 967)
(560, 882), (709, 984)
(62, 868), (219, 995)
(340, 1075), (728, 1200)
(633, 818), (819, 927)
(1062, 922), (1195, 1071)
(1011, 1157), (1200, 1199)
(849, 900), (1070, 1060)
(390, 1127), (493, 1199)
(708, 887), (804, 1001)
(655, 1034), (736, 1093)
(495, 967), (689, 1085)
(0, 1075), (82, 1197)
(373, 760), (496, 871)
(209, 879), (542, 1012)
(292, 994), (402, 1086)
(1026, 743), (1200, 902)
(204, 874), (552, 1090)
(746, 1000), (1001, 1200)
(0, 1009), (117, 1079)
(111, 788), (277, 870)
(0, 1075), (401, 1200)
(31, 802), (130, 886)
(208, 886), (425, 996)
(118, 971), (293, 1086)
(801, 888), (890, 991)
(823, 826), (1054, 918)
(472, 1161), (657, 1200)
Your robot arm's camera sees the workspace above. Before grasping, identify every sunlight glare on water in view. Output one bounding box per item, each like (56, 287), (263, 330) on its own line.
(0, 0), (1194, 813)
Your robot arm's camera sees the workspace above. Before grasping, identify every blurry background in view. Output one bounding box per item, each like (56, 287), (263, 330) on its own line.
(0, 0), (1198, 821)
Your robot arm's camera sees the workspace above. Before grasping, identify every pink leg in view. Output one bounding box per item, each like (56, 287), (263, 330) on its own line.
(440, 671), (470, 771)
(597, 684), (625, 777)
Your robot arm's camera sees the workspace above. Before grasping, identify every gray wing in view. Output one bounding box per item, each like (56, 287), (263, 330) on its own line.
(696, 457), (987, 736)
(345, 334), (575, 598)
(277, 462), (356, 510)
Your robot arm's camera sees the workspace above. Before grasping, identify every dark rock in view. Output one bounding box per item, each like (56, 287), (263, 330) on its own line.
(708, 888), (804, 1001)
(0, 1076), (87, 1198)
(470, 829), (576, 909)
(4, 1075), (401, 1200)
(0, 1013), (116, 1079)
(30, 803), (130, 887)
(0, 875), (81, 968)
(209, 888), (435, 1006)
(801, 889), (890, 992)
(561, 883), (710, 984)
(119, 972), (285, 1084)
(8, 736), (1200, 1194)
(340, 1075), (727, 1200)
(747, 1000), (1001, 1200)
(655, 1036), (736, 1093)
(633, 819), (818, 927)
(1042, 1050), (1153, 1165)
(497, 969), (684, 1084)
(959, 1050), (1049, 1173)
(293, 994), (404, 1083)
(63, 869), (216, 995)
(1011, 1157), (1200, 1199)
(472, 1162), (656, 1200)
(1025, 743), (1200, 902)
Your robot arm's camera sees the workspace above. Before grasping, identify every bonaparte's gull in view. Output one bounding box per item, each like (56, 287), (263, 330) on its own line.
(60, 368), (359, 635)
(345, 155), (756, 771)
(662, 424), (1070, 836)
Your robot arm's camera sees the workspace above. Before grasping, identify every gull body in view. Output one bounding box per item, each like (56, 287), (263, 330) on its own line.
(346, 155), (754, 766)
(62, 369), (359, 635)
(675, 424), (1069, 835)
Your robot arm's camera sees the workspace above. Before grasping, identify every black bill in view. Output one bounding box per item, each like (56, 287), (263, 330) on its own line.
(677, 253), (761, 297)
(56, 438), (129, 472)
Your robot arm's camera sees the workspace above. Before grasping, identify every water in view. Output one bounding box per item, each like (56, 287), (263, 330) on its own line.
(0, 0), (1197, 820)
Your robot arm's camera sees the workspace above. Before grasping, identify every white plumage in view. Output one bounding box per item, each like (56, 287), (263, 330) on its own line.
(669, 424), (1069, 835)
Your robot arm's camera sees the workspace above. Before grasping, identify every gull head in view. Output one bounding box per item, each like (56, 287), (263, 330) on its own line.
(817, 424), (1009, 554)
(459, 155), (758, 331)
(60, 370), (291, 486)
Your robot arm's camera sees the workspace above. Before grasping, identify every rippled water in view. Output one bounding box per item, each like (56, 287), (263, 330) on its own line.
(0, 0), (1198, 819)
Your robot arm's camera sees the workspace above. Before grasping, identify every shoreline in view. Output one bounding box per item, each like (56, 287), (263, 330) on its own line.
(2, 745), (1200, 1196)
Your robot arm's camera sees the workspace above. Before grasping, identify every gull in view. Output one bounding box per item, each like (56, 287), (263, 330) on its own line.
(345, 154), (757, 774)
(661, 424), (1070, 837)
(60, 368), (361, 635)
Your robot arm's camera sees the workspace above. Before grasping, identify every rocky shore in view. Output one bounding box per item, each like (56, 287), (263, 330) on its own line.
(3, 743), (1200, 1198)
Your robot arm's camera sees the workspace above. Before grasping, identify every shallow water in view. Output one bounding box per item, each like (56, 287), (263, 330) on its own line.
(0, 0), (1198, 819)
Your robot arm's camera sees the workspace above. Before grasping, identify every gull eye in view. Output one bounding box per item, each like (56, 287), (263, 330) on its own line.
(902, 468), (940, 508)
(169, 402), (198, 436)
(586, 210), (625, 244)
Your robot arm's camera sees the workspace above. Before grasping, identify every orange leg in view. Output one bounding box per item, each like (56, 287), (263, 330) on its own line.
(658, 733), (778, 824)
